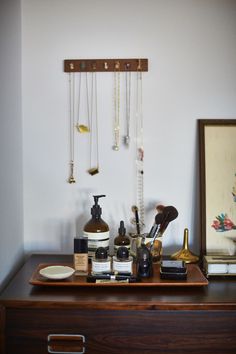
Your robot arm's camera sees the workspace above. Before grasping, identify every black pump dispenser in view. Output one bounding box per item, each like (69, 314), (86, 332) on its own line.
(118, 221), (126, 236)
(91, 195), (106, 218)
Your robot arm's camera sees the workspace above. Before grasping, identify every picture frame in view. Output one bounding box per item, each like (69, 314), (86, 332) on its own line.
(199, 119), (236, 256)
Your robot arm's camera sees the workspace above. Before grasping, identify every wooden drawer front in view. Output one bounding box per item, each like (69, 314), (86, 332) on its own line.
(6, 308), (236, 354)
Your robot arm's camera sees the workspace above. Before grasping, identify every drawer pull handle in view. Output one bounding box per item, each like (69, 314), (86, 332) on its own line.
(47, 334), (85, 354)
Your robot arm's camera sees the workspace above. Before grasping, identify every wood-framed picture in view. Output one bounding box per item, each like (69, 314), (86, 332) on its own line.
(199, 119), (236, 256)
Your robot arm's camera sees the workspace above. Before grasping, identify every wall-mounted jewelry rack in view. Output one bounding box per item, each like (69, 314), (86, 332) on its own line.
(64, 58), (148, 72)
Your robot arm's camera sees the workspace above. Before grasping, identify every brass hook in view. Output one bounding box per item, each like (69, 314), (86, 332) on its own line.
(115, 61), (120, 70)
(104, 62), (109, 70)
(137, 59), (142, 71)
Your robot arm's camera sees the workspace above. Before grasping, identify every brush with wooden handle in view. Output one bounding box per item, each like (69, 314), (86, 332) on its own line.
(147, 206), (178, 262)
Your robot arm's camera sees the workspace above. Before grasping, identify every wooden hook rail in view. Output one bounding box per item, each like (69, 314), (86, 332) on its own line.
(64, 58), (148, 72)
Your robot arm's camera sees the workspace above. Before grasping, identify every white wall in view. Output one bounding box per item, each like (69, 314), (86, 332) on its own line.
(0, 0), (24, 290)
(21, 0), (236, 256)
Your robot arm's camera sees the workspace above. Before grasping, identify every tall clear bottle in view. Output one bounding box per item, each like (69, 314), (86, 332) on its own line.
(83, 195), (110, 259)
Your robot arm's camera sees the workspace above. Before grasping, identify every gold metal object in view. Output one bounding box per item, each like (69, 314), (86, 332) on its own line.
(146, 238), (162, 264)
(87, 72), (99, 175)
(76, 72), (91, 134)
(68, 161), (76, 184)
(137, 59), (142, 71)
(104, 62), (109, 70)
(75, 123), (90, 133)
(171, 228), (199, 263)
(124, 71), (131, 147)
(87, 167), (99, 176)
(115, 61), (120, 70)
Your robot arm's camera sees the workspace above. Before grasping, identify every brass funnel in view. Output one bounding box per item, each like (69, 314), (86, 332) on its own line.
(171, 228), (199, 263)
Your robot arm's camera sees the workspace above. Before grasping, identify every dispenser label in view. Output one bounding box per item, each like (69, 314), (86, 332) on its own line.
(114, 245), (131, 251)
(83, 231), (110, 257)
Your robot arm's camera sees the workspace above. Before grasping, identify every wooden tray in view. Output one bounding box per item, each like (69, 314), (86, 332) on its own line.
(29, 263), (208, 287)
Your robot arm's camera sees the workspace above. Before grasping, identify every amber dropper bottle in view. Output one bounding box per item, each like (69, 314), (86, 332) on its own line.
(114, 221), (130, 251)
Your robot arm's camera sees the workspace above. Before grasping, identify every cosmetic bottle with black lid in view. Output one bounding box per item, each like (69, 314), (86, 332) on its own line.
(114, 221), (130, 252)
(91, 247), (111, 274)
(83, 195), (110, 259)
(113, 246), (133, 273)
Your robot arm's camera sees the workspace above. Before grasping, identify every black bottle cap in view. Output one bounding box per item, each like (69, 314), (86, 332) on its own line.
(118, 220), (126, 236)
(137, 244), (151, 261)
(74, 237), (88, 253)
(91, 195), (106, 217)
(117, 246), (129, 260)
(95, 247), (108, 260)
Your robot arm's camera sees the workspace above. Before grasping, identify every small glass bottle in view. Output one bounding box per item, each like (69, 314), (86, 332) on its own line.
(113, 246), (133, 274)
(74, 237), (88, 276)
(114, 221), (130, 252)
(92, 247), (111, 274)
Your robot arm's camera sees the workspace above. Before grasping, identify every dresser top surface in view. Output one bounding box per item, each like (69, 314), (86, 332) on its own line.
(1, 254), (236, 310)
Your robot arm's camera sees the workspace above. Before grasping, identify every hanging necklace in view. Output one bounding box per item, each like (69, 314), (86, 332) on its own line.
(135, 66), (144, 227)
(124, 71), (131, 146)
(88, 72), (99, 175)
(112, 61), (120, 151)
(75, 72), (90, 133)
(68, 72), (76, 183)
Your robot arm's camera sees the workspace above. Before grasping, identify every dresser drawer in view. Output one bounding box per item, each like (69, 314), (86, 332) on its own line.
(5, 308), (236, 354)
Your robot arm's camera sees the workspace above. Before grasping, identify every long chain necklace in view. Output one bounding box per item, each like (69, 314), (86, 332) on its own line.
(135, 69), (144, 227)
(88, 72), (99, 175)
(68, 72), (76, 183)
(112, 61), (120, 151)
(124, 71), (131, 146)
(75, 72), (90, 133)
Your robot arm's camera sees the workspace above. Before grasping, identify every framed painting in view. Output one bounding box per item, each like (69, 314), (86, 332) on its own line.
(199, 119), (236, 256)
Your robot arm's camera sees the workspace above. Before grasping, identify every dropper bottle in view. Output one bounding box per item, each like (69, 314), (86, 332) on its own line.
(83, 195), (109, 259)
(114, 221), (130, 251)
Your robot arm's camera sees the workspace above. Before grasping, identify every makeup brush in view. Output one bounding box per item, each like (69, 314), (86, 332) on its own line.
(158, 206), (178, 234)
(146, 204), (165, 239)
(131, 205), (140, 235)
(148, 206), (178, 249)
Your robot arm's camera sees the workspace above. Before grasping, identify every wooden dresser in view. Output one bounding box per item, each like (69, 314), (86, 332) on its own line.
(1, 254), (236, 354)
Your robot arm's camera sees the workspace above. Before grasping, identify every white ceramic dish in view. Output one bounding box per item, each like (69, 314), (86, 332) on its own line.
(39, 265), (75, 280)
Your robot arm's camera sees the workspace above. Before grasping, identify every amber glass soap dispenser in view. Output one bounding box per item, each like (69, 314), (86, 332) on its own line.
(83, 195), (110, 258)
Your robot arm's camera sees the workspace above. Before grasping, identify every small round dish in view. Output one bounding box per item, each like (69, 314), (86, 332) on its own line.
(39, 265), (75, 280)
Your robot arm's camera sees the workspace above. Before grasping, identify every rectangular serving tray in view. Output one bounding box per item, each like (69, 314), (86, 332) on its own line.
(29, 263), (208, 287)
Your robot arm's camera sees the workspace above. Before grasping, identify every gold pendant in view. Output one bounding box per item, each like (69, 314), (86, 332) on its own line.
(68, 176), (76, 184)
(75, 123), (90, 133)
(88, 167), (99, 176)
